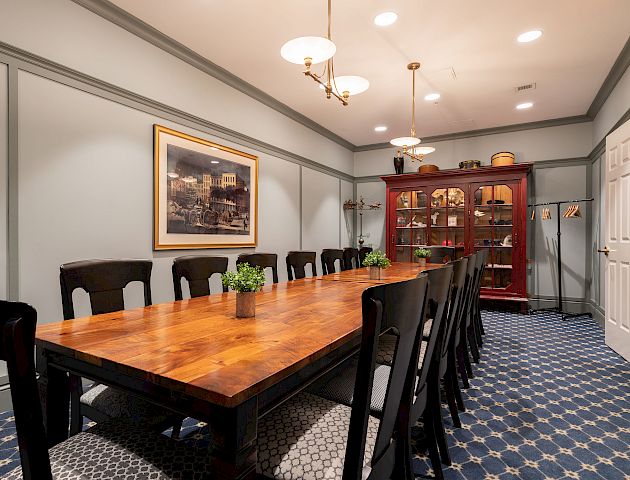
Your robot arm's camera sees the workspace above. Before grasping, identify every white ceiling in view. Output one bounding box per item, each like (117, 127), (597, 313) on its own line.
(110, 0), (630, 147)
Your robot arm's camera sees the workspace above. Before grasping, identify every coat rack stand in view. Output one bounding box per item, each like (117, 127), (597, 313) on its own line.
(529, 198), (594, 321)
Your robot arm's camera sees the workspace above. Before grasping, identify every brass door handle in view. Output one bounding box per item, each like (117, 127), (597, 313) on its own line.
(597, 246), (613, 256)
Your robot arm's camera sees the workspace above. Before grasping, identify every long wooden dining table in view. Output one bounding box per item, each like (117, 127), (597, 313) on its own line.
(35, 262), (439, 480)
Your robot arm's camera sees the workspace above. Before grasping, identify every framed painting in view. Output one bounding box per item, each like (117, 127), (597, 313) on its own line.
(153, 125), (258, 250)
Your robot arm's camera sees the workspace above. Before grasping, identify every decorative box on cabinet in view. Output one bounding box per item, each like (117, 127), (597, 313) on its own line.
(381, 164), (532, 303)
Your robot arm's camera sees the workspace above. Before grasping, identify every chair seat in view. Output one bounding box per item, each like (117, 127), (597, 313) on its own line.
(81, 384), (170, 426)
(5, 421), (212, 479)
(376, 335), (428, 368)
(308, 357), (389, 415)
(257, 392), (379, 480)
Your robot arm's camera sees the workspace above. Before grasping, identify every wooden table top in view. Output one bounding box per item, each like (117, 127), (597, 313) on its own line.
(318, 262), (443, 283)
(35, 262), (443, 409)
(36, 278), (369, 408)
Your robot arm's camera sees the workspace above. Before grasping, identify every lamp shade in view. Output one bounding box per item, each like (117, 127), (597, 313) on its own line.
(332, 76), (370, 95)
(412, 146), (435, 155)
(390, 136), (421, 147)
(281, 36), (336, 65)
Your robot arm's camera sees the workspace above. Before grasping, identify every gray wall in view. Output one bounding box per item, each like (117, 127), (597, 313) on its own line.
(13, 69), (352, 324)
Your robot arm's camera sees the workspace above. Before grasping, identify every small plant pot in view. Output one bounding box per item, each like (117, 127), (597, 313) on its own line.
(236, 292), (256, 318)
(368, 266), (381, 280)
(417, 257), (427, 267)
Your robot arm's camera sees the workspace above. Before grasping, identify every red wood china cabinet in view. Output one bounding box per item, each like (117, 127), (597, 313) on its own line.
(382, 164), (531, 303)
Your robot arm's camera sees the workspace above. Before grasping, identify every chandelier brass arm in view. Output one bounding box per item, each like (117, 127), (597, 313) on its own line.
(281, 0), (367, 107)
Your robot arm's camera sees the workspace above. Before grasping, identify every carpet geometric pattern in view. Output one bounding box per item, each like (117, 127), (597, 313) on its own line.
(1, 310), (629, 479)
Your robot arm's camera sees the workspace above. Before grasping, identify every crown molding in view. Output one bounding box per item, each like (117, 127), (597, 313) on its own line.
(71, 0), (629, 155)
(0, 41), (354, 183)
(587, 36), (630, 119)
(70, 0), (356, 152)
(354, 115), (591, 152)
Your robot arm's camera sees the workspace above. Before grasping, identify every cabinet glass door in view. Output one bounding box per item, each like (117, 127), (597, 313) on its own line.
(428, 187), (466, 260)
(472, 184), (515, 289)
(395, 190), (428, 262)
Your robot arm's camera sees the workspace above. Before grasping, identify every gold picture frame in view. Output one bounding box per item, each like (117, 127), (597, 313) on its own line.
(153, 125), (258, 250)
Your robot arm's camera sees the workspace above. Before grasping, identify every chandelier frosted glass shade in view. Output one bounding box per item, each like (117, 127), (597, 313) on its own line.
(390, 136), (421, 147)
(412, 146), (435, 155)
(320, 76), (370, 95)
(333, 76), (369, 95)
(281, 36), (336, 65)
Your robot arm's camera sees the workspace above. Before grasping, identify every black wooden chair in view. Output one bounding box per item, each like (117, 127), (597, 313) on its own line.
(358, 246), (373, 266)
(423, 258), (470, 470)
(473, 249), (489, 342)
(236, 253), (279, 284)
(456, 253), (478, 388)
(0, 300), (213, 480)
(312, 266), (454, 479)
(342, 247), (360, 270)
(320, 249), (345, 275)
(466, 253), (485, 363)
(172, 255), (228, 300)
(257, 276), (429, 480)
(59, 259), (180, 437)
(426, 246), (456, 264)
(286, 251), (317, 280)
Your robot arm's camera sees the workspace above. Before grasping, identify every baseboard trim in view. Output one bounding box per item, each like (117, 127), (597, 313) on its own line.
(527, 296), (590, 314)
(588, 301), (605, 327)
(0, 385), (12, 412)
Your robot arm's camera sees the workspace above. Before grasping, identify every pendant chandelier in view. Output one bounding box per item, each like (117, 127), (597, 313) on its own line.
(280, 0), (369, 106)
(390, 62), (435, 162)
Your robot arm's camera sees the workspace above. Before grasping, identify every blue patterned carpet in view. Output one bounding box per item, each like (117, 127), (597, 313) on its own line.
(1, 310), (629, 479)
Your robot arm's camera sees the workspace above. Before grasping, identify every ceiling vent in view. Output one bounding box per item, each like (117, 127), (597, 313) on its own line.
(515, 82), (536, 93)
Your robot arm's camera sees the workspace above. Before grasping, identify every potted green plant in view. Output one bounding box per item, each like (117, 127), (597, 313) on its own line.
(413, 248), (432, 267)
(221, 263), (266, 318)
(362, 250), (391, 280)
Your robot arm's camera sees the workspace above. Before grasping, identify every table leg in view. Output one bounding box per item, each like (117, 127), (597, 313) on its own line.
(36, 347), (69, 446)
(207, 396), (258, 480)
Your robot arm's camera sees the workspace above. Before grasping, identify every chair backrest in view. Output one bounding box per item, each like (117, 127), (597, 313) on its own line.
(427, 246), (456, 264)
(0, 301), (53, 479)
(236, 253), (279, 284)
(342, 276), (429, 480)
(342, 247), (360, 270)
(285, 251), (317, 281)
(60, 259), (153, 319)
(321, 249), (345, 275)
(476, 248), (489, 291)
(460, 253), (478, 331)
(411, 265), (453, 421)
(438, 257), (469, 378)
(172, 255), (229, 300)
(358, 247), (373, 267)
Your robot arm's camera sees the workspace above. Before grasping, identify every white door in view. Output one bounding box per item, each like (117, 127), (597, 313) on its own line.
(604, 118), (630, 361)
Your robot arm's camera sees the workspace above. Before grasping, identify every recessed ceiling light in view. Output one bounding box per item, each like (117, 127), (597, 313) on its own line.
(516, 102), (533, 110)
(374, 126), (388, 132)
(211, 160), (220, 164)
(517, 30), (543, 43)
(374, 12), (398, 26)
(424, 93), (441, 101)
